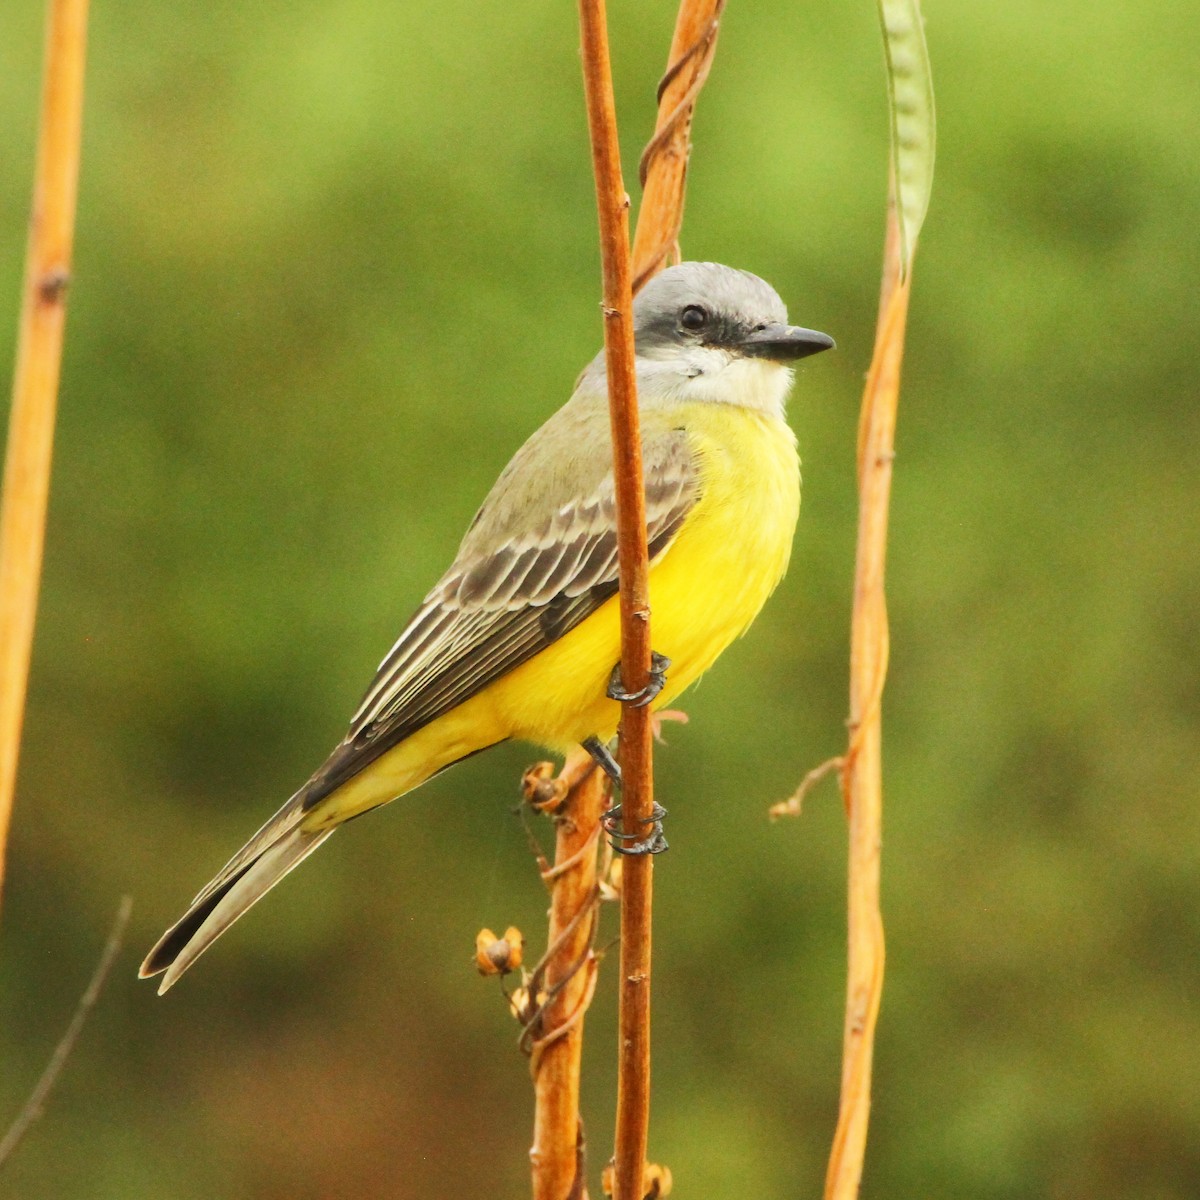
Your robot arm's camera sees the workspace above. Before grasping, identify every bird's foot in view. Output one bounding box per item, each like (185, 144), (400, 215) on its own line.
(602, 802), (669, 856)
(606, 651), (671, 708)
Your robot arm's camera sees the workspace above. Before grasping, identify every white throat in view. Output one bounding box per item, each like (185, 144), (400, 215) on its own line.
(636, 348), (794, 417)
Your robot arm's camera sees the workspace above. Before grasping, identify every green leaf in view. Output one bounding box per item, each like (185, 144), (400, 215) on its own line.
(878, 0), (936, 271)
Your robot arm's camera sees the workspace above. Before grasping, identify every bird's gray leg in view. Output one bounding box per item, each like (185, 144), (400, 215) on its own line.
(582, 735), (621, 785)
(606, 651), (671, 708)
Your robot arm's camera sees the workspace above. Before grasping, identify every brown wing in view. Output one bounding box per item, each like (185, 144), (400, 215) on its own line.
(298, 430), (699, 809)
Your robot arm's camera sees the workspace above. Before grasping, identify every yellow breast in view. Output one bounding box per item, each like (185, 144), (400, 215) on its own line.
(491, 402), (801, 749)
(307, 402), (801, 827)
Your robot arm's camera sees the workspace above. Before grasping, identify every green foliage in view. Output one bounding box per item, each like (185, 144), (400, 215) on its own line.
(1, 0), (1197, 1196)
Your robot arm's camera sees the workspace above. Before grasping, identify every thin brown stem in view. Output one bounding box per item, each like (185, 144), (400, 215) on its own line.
(576, 4), (655, 1197)
(528, 752), (607, 1200)
(630, 0), (726, 294)
(0, 0), (90, 918)
(0, 896), (131, 1169)
(823, 197), (910, 1200)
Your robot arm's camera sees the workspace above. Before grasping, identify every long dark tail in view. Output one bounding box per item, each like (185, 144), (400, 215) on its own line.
(141, 736), (504, 992)
(140, 796), (332, 994)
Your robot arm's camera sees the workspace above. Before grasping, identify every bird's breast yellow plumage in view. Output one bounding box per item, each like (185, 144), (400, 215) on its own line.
(307, 403), (799, 827)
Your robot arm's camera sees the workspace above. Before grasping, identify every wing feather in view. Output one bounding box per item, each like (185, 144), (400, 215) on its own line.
(535, 530), (591, 598)
(298, 429), (699, 810)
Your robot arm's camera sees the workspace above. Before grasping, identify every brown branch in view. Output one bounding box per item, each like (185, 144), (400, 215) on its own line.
(574, 3), (726, 1194)
(0, 896), (132, 1169)
(523, 752), (608, 1200)
(823, 192), (910, 1200)
(630, 0), (726, 294)
(0, 0), (90, 918)
(576, 5), (657, 1200)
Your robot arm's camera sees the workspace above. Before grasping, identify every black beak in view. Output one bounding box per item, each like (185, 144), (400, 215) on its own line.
(738, 323), (836, 362)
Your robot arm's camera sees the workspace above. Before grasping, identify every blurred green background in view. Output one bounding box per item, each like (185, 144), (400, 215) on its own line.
(2, 0), (1198, 1196)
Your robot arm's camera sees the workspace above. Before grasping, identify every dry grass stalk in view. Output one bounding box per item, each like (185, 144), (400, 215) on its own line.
(517, 3), (725, 1193)
(822, 202), (909, 1200)
(768, 754), (845, 822)
(0, 896), (131, 1168)
(0, 0), (90, 916)
(575, 2), (657, 1198)
(630, 0), (726, 293)
(523, 751), (608, 1200)
(580, 2), (727, 1194)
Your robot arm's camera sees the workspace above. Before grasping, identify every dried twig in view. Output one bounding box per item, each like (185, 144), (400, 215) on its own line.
(576, 4), (656, 1199)
(823, 200), (906, 1200)
(524, 752), (608, 1200)
(821, 2), (934, 1192)
(0, 896), (132, 1169)
(0, 0), (90, 917)
(515, 3), (729, 1193)
(574, 4), (728, 1195)
(768, 755), (845, 822)
(630, 0), (726, 293)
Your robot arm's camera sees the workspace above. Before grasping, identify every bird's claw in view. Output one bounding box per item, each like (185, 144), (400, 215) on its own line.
(602, 802), (669, 856)
(607, 651), (671, 708)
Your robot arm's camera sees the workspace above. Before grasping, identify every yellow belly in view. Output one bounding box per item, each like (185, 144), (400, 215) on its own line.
(494, 404), (800, 746)
(307, 404), (799, 827)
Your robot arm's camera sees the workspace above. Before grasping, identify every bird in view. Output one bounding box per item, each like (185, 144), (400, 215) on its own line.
(140, 261), (834, 993)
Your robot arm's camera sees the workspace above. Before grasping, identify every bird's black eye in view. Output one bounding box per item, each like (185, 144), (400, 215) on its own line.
(680, 304), (707, 332)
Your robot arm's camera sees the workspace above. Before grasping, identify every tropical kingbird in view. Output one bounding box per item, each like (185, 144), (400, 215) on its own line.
(141, 261), (834, 992)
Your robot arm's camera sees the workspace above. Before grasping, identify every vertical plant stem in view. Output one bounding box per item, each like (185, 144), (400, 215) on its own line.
(0, 0), (90, 917)
(820, 0), (931, 1184)
(530, 754), (606, 1200)
(824, 200), (909, 1200)
(576, 3), (654, 1197)
(630, 0), (725, 293)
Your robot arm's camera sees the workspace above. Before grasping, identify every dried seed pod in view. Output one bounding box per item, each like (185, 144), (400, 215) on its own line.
(522, 761), (568, 812)
(475, 926), (524, 975)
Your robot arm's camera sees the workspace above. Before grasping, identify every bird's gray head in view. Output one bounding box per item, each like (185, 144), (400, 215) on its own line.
(577, 262), (834, 415)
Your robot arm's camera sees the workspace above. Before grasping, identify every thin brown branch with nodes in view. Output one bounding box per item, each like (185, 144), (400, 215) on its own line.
(521, 749), (609, 1200)
(0, 0), (90, 918)
(505, 4), (724, 1194)
(630, 0), (726, 294)
(579, 2), (727, 1194)
(576, 3), (656, 1199)
(773, 0), (931, 1187)
(823, 194), (909, 1200)
(0, 896), (131, 1169)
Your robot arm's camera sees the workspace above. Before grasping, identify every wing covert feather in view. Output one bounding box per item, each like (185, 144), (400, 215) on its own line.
(300, 427), (699, 808)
